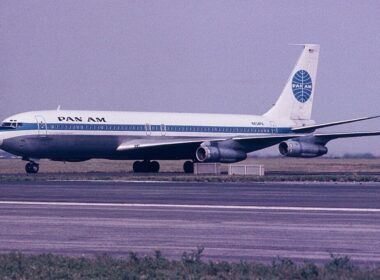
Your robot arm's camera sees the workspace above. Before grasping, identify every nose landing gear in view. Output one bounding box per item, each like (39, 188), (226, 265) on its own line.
(25, 162), (39, 174)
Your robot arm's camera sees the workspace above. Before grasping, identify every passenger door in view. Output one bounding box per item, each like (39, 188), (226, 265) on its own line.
(145, 123), (151, 136)
(160, 124), (166, 136)
(270, 121), (278, 134)
(35, 115), (47, 136)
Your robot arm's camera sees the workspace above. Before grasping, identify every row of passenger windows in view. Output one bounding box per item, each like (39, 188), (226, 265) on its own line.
(47, 124), (274, 133)
(49, 124), (145, 131)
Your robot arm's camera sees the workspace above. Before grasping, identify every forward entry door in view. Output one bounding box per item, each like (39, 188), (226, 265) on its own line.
(35, 115), (48, 136)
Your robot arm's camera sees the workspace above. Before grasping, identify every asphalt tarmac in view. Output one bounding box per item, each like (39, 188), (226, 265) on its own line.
(0, 180), (379, 263)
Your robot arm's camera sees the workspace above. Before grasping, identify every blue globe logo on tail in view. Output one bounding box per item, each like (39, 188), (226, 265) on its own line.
(292, 70), (312, 103)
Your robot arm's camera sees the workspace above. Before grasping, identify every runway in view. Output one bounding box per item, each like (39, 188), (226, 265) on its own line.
(0, 181), (380, 263)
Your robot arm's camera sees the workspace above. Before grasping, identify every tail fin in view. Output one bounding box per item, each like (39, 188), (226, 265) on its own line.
(263, 44), (320, 122)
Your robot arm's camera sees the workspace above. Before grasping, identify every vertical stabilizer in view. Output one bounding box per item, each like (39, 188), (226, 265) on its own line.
(263, 44), (320, 122)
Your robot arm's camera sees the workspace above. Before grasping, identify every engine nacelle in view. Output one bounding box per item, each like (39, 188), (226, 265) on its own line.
(196, 145), (247, 163)
(279, 140), (328, 158)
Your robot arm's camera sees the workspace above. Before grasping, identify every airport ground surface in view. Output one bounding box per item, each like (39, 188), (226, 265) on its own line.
(1, 157), (380, 174)
(0, 180), (380, 264)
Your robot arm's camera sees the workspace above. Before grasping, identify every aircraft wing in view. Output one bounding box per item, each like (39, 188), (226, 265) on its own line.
(116, 138), (221, 151)
(292, 115), (380, 133)
(229, 134), (304, 152)
(114, 131), (380, 160)
(116, 134), (302, 154)
(313, 131), (380, 145)
(232, 134), (302, 142)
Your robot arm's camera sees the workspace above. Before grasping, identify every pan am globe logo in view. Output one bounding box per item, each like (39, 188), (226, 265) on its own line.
(292, 70), (312, 103)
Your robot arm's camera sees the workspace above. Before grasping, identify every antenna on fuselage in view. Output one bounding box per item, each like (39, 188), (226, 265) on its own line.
(57, 105), (61, 111)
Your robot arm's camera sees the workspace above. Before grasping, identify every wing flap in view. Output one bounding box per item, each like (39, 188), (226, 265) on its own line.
(232, 134), (303, 142)
(314, 131), (380, 144)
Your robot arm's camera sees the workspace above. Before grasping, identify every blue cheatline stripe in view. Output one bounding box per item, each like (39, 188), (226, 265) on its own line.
(5, 123), (294, 134)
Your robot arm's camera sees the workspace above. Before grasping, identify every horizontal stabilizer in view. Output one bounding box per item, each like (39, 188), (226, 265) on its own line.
(292, 115), (380, 133)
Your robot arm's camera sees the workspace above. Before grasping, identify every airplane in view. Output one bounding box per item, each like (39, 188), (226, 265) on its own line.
(0, 44), (379, 174)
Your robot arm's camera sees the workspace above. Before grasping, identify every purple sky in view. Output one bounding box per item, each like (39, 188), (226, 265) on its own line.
(1, 1), (380, 154)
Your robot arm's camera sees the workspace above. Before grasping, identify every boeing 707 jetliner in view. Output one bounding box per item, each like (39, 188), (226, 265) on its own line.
(0, 44), (379, 174)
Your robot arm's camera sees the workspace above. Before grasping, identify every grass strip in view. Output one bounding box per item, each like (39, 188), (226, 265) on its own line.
(0, 249), (379, 279)
(2, 173), (380, 183)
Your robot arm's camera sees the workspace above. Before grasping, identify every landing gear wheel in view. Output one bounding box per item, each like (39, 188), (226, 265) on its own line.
(133, 161), (143, 173)
(25, 162), (39, 174)
(183, 161), (194, 173)
(150, 161), (160, 173)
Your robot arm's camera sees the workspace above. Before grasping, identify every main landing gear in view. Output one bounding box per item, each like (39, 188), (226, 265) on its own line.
(133, 160), (160, 173)
(25, 162), (39, 174)
(131, 160), (194, 173)
(183, 161), (194, 173)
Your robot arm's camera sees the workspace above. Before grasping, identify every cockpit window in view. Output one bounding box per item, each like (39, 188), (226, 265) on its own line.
(1, 121), (23, 128)
(1, 122), (13, 127)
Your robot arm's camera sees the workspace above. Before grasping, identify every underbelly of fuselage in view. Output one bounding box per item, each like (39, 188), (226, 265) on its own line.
(1, 134), (197, 161)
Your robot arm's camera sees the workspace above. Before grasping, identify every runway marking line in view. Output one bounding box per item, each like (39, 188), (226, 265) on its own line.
(0, 201), (379, 213)
(49, 180), (179, 183)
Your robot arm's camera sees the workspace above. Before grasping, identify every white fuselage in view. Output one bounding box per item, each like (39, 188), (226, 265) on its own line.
(1, 110), (299, 137)
(0, 110), (299, 161)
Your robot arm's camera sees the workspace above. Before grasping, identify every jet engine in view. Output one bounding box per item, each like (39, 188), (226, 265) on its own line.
(196, 143), (247, 163)
(279, 140), (328, 158)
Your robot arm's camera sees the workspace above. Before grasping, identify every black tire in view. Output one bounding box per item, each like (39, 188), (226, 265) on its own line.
(32, 163), (39, 173)
(150, 161), (160, 173)
(25, 162), (39, 174)
(183, 161), (194, 173)
(133, 161), (143, 173)
(25, 163), (32, 173)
